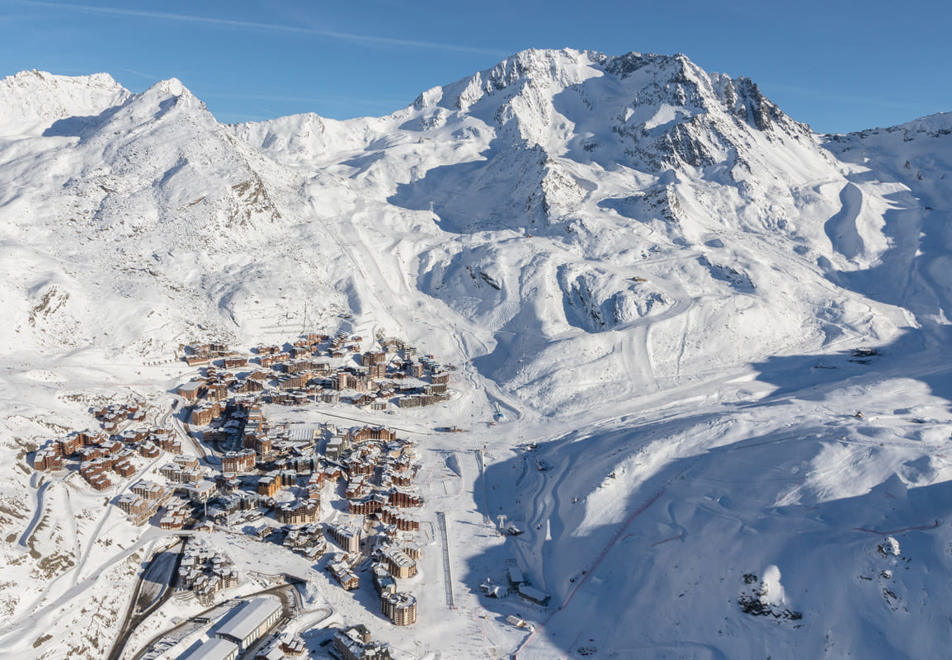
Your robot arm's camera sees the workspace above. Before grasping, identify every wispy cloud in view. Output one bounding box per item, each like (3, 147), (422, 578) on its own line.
(117, 67), (158, 82)
(17, 0), (508, 56)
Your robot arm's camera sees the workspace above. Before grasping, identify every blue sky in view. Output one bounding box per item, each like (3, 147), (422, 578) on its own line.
(1, 0), (949, 132)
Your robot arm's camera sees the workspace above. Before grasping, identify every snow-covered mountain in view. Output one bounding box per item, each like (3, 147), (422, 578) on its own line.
(1, 48), (951, 658)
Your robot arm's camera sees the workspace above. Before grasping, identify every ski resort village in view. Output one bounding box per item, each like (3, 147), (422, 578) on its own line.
(21, 329), (548, 659)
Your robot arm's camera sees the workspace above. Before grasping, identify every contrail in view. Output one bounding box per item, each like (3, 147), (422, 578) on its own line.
(18, 0), (508, 56)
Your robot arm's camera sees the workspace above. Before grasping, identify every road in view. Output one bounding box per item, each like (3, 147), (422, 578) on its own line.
(170, 402), (211, 461)
(107, 539), (185, 660)
(19, 476), (50, 548)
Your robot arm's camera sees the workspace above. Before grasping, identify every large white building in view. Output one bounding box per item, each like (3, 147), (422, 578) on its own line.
(215, 597), (282, 651)
(177, 637), (239, 660)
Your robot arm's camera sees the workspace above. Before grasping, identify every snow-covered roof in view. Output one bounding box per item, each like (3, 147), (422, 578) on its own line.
(216, 597), (281, 643)
(178, 637), (238, 660)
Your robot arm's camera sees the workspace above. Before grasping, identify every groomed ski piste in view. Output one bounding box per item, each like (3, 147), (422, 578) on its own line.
(0, 49), (950, 658)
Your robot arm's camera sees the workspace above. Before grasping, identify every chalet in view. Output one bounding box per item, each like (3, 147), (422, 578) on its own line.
(103, 439), (124, 455)
(388, 488), (423, 508)
(207, 382), (230, 401)
(33, 449), (63, 471)
(275, 499), (319, 524)
(353, 394), (375, 407)
(160, 510), (187, 530)
(57, 435), (82, 456)
(348, 426), (397, 443)
(283, 361), (312, 374)
(378, 507), (420, 531)
(78, 446), (105, 462)
(361, 351), (387, 367)
(223, 356), (248, 369)
(176, 380), (206, 401)
(160, 456), (201, 483)
(372, 563), (396, 597)
(186, 479), (217, 504)
(381, 546), (417, 579)
(381, 591), (417, 626)
(333, 626), (392, 660)
(84, 469), (112, 491)
(345, 478), (369, 499)
(222, 449), (256, 474)
(117, 493), (152, 519)
(255, 436), (273, 457)
(258, 355), (275, 368)
(113, 458), (136, 477)
(335, 372), (369, 393)
(328, 559), (360, 590)
(328, 524), (361, 553)
(154, 434), (182, 454)
(349, 497), (382, 516)
(233, 378), (264, 394)
(257, 476), (279, 498)
(278, 374), (308, 390)
(190, 402), (221, 426)
(132, 480), (168, 501)
(517, 584), (551, 606)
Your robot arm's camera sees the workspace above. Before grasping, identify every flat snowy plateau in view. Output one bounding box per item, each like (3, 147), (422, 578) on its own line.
(0, 48), (951, 658)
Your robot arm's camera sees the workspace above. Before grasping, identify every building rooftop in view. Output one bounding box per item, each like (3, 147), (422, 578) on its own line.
(216, 597), (281, 643)
(177, 637), (239, 660)
(384, 591), (416, 608)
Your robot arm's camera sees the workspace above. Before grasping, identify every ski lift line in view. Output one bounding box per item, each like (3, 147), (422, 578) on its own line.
(436, 511), (456, 609)
(513, 488), (665, 659)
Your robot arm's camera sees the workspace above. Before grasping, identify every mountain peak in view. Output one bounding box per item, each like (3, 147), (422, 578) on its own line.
(0, 69), (129, 136)
(151, 77), (192, 99)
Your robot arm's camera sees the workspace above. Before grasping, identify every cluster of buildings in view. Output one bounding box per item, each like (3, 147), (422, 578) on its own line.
(177, 540), (239, 605)
(327, 551), (361, 591)
(168, 337), (438, 630)
(480, 565), (552, 607)
(368, 541), (420, 625)
(116, 479), (171, 525)
(320, 517), (421, 626)
(92, 399), (147, 431)
(176, 333), (452, 421)
(281, 523), (326, 561)
(332, 625), (392, 660)
(180, 342), (233, 367)
(32, 400), (183, 492)
(33, 329), (454, 654)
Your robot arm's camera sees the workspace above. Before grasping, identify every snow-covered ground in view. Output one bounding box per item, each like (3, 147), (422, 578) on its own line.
(0, 49), (950, 658)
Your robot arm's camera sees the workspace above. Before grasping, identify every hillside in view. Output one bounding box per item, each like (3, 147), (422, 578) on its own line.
(0, 49), (950, 658)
